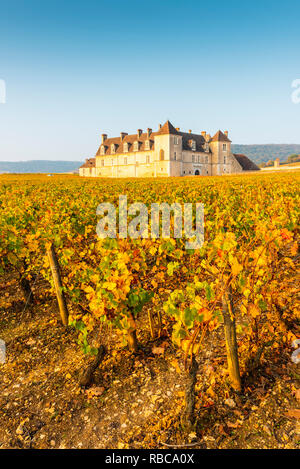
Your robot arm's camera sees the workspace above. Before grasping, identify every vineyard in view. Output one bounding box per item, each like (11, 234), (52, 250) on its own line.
(0, 171), (299, 449)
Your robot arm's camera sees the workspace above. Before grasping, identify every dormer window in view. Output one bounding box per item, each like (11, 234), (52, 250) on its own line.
(191, 140), (196, 151)
(145, 140), (150, 150)
(205, 143), (209, 152)
(133, 141), (139, 151)
(100, 146), (105, 155)
(111, 144), (115, 154)
(123, 142), (128, 153)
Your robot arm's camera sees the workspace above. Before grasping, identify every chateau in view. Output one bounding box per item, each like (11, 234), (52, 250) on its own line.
(79, 121), (258, 178)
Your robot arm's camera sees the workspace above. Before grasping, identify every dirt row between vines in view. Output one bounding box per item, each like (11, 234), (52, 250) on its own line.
(0, 275), (299, 449)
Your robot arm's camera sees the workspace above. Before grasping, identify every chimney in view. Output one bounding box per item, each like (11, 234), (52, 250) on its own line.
(176, 127), (180, 131)
(147, 128), (152, 138)
(189, 129), (192, 134)
(159, 123), (162, 129)
(137, 129), (143, 138)
(120, 132), (128, 141)
(224, 130), (228, 137)
(201, 131), (206, 137)
(101, 133), (107, 143)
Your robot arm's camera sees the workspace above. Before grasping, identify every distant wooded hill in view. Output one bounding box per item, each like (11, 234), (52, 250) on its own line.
(231, 144), (300, 165)
(0, 160), (82, 174)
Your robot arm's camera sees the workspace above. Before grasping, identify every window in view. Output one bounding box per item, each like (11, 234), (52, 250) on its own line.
(174, 152), (176, 160)
(159, 149), (164, 161)
(111, 144), (115, 154)
(223, 144), (227, 151)
(192, 155), (195, 163)
(146, 155), (150, 164)
(111, 158), (114, 165)
(191, 141), (196, 151)
(100, 146), (105, 155)
(145, 140), (150, 150)
(224, 156), (226, 164)
(101, 159), (104, 166)
(206, 156), (208, 164)
(124, 157), (127, 165)
(133, 141), (139, 151)
(123, 142), (128, 152)
(174, 137), (178, 145)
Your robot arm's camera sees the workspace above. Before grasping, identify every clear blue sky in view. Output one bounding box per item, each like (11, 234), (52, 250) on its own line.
(0, 0), (300, 161)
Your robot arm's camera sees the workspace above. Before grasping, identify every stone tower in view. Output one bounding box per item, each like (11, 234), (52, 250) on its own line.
(209, 130), (231, 175)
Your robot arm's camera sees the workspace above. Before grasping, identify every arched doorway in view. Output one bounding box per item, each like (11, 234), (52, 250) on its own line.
(195, 169), (200, 175)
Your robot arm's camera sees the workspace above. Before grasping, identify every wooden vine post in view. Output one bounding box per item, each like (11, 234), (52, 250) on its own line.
(222, 287), (242, 392)
(127, 308), (138, 353)
(148, 310), (155, 339)
(47, 243), (69, 326)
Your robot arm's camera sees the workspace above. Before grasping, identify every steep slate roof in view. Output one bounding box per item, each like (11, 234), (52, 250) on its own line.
(94, 122), (235, 157)
(96, 134), (155, 156)
(233, 154), (260, 171)
(211, 130), (231, 143)
(156, 120), (179, 135)
(95, 120), (179, 156)
(179, 131), (207, 152)
(95, 121), (211, 156)
(79, 158), (96, 169)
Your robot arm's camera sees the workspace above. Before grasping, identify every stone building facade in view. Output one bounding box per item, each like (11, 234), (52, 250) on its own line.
(79, 121), (257, 177)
